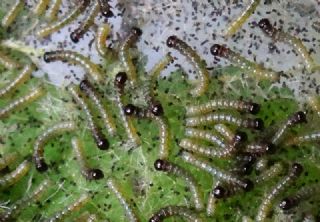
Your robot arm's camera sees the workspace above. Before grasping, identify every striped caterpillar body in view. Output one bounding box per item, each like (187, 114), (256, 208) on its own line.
(33, 121), (77, 172)
(98, 0), (114, 18)
(255, 162), (284, 184)
(77, 212), (98, 222)
(255, 163), (303, 222)
(214, 124), (238, 143)
(180, 151), (253, 191)
(167, 35), (209, 97)
(0, 51), (21, 70)
(119, 27), (143, 86)
(36, 0), (90, 38)
(71, 137), (104, 180)
(206, 182), (219, 216)
(33, 0), (50, 16)
(185, 113), (264, 130)
(43, 50), (102, 82)
(307, 96), (320, 117)
(46, 0), (63, 21)
(279, 183), (320, 211)
(210, 44), (280, 81)
(45, 194), (90, 222)
(68, 85), (109, 150)
(96, 24), (112, 57)
(0, 152), (18, 171)
(80, 79), (116, 136)
(0, 159), (31, 189)
(107, 178), (139, 222)
(1, 0), (24, 28)
(224, 0), (261, 36)
(70, 1), (100, 43)
(149, 205), (202, 222)
(186, 99), (260, 116)
(245, 142), (275, 155)
(286, 131), (320, 146)
(0, 87), (45, 119)
(0, 64), (34, 97)
(154, 159), (204, 210)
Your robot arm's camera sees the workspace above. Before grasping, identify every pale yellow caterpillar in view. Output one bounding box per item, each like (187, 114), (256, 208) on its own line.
(33, 0), (50, 16)
(0, 51), (21, 70)
(285, 131), (320, 146)
(0, 159), (31, 189)
(46, 0), (62, 22)
(255, 162), (284, 184)
(96, 24), (111, 57)
(0, 152), (18, 171)
(1, 0), (24, 28)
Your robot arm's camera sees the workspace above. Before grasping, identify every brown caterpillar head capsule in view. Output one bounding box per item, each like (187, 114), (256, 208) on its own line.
(166, 36), (179, 48)
(291, 163), (303, 176)
(149, 216), (160, 222)
(233, 131), (248, 144)
(115, 72), (128, 89)
(291, 111), (307, 125)
(154, 159), (167, 171)
(43, 52), (53, 63)
(210, 44), (228, 57)
(131, 27), (142, 37)
(149, 102), (164, 116)
(265, 143), (276, 154)
(252, 118), (264, 130)
(123, 104), (138, 116)
(241, 178), (254, 191)
(239, 162), (253, 175)
(70, 32), (80, 43)
(96, 137), (109, 150)
(79, 79), (90, 91)
(35, 159), (48, 172)
(213, 185), (227, 199)
(249, 103), (260, 114)
(279, 197), (297, 210)
(101, 9), (114, 18)
(258, 18), (274, 36)
(86, 169), (104, 180)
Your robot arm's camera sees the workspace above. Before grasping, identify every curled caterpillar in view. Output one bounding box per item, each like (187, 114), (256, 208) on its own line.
(33, 0), (50, 16)
(167, 35), (209, 97)
(210, 44), (280, 81)
(186, 99), (260, 116)
(0, 179), (51, 221)
(0, 159), (31, 189)
(36, 0), (90, 38)
(119, 27), (143, 86)
(185, 113), (264, 130)
(255, 163), (303, 222)
(43, 50), (102, 82)
(255, 162), (284, 184)
(149, 205), (202, 222)
(96, 24), (112, 57)
(107, 178), (139, 222)
(98, 0), (114, 17)
(180, 151), (253, 191)
(1, 0), (24, 28)
(33, 121), (77, 172)
(80, 79), (116, 136)
(71, 137), (104, 180)
(285, 131), (320, 146)
(0, 51), (21, 70)
(306, 96), (320, 117)
(70, 1), (100, 43)
(0, 64), (34, 97)
(214, 124), (248, 144)
(0, 152), (18, 171)
(68, 85), (109, 150)
(224, 0), (260, 36)
(45, 194), (90, 222)
(0, 87), (45, 119)
(46, 0), (62, 21)
(154, 159), (204, 210)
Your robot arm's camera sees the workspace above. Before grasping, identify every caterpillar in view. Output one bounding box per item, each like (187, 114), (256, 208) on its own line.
(68, 85), (109, 150)
(154, 159), (204, 210)
(96, 24), (112, 57)
(185, 113), (264, 130)
(43, 50), (102, 82)
(0, 159), (31, 189)
(70, 1), (100, 43)
(33, 121), (77, 172)
(1, 0), (24, 28)
(214, 124), (247, 144)
(106, 178), (139, 222)
(306, 96), (320, 117)
(255, 162), (284, 184)
(285, 131), (320, 146)
(271, 111), (307, 145)
(258, 18), (317, 72)
(167, 35), (209, 97)
(210, 44), (280, 81)
(0, 179), (51, 221)
(79, 79), (116, 136)
(0, 64), (34, 98)
(98, 0), (114, 17)
(71, 137), (104, 180)
(45, 194), (90, 222)
(224, 0), (261, 36)
(206, 182), (219, 216)
(76, 212), (97, 222)
(119, 27), (143, 86)
(212, 182), (241, 199)
(148, 101), (164, 117)
(255, 158), (269, 172)
(245, 142), (275, 155)
(46, 0), (62, 21)
(149, 205), (202, 222)
(0, 87), (45, 119)
(0, 51), (21, 70)
(279, 183), (320, 210)
(255, 163), (303, 222)
(33, 0), (50, 16)
(0, 152), (18, 171)
(186, 99), (260, 116)
(180, 151), (253, 191)
(36, 0), (90, 38)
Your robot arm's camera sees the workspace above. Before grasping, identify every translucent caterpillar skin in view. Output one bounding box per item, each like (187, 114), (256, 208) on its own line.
(255, 162), (283, 184)
(70, 1), (100, 43)
(0, 87), (44, 119)
(0, 51), (21, 70)
(0, 160), (31, 189)
(96, 24), (111, 57)
(210, 44), (280, 81)
(186, 99), (260, 116)
(119, 27), (143, 86)
(224, 0), (260, 36)
(154, 159), (204, 210)
(36, 0), (90, 38)
(33, 121), (77, 172)
(167, 35), (209, 97)
(44, 50), (102, 82)
(245, 142), (275, 155)
(206, 182), (218, 216)
(0, 64), (34, 97)
(98, 0), (114, 17)
(0, 152), (18, 171)
(71, 137), (104, 180)
(149, 205), (202, 222)
(69, 85), (109, 150)
(107, 179), (139, 222)
(185, 113), (264, 130)
(45, 194), (90, 222)
(80, 79), (116, 136)
(214, 124), (235, 142)
(180, 151), (253, 191)
(1, 0), (24, 28)
(286, 131), (320, 146)
(0, 179), (51, 221)
(279, 183), (320, 211)
(307, 96), (320, 117)
(256, 163), (303, 222)
(46, 0), (62, 22)
(33, 0), (50, 16)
